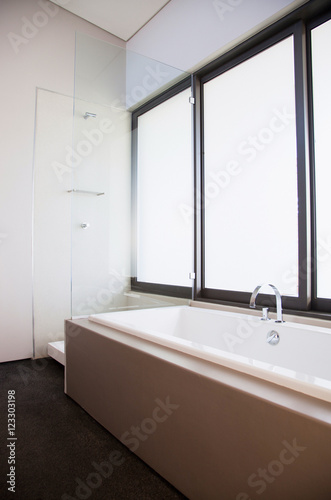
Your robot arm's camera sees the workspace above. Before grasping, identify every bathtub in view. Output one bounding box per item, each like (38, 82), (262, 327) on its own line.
(89, 304), (331, 403)
(66, 304), (331, 500)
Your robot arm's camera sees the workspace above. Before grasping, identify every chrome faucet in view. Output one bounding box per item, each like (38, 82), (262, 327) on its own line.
(249, 283), (284, 323)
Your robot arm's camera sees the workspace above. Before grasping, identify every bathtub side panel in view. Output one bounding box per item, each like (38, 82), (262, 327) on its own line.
(65, 320), (331, 500)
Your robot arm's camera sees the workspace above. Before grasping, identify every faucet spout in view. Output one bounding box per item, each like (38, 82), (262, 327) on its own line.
(249, 283), (284, 323)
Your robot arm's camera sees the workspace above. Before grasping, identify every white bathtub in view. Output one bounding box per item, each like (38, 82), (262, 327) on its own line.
(89, 305), (331, 403)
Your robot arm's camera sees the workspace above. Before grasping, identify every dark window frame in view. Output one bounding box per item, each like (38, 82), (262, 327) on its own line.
(131, 76), (193, 299)
(307, 9), (331, 313)
(195, 22), (310, 312)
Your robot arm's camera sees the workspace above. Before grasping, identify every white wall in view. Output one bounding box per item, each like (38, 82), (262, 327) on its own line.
(0, 0), (124, 362)
(127, 0), (309, 72)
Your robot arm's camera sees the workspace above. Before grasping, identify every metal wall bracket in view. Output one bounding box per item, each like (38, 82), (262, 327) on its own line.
(67, 189), (105, 196)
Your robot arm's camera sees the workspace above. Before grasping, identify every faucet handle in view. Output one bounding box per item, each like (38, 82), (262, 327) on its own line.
(261, 307), (270, 321)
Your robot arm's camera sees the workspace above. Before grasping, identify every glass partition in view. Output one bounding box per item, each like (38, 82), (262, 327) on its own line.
(71, 33), (191, 317)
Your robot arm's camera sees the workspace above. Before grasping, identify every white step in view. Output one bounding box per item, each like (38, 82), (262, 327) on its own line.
(48, 340), (65, 365)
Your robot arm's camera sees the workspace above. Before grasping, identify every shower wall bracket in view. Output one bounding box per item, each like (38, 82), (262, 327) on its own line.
(67, 189), (105, 196)
(84, 112), (97, 119)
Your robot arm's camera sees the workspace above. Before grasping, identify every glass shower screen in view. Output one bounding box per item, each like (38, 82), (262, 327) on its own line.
(71, 33), (192, 316)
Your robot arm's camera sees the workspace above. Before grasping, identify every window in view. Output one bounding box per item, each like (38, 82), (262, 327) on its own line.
(198, 24), (310, 310)
(202, 35), (299, 298)
(131, 5), (331, 317)
(132, 82), (193, 297)
(311, 18), (331, 305)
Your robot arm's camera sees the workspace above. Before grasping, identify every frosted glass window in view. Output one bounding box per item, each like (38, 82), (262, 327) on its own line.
(311, 19), (331, 299)
(203, 36), (298, 295)
(136, 88), (193, 286)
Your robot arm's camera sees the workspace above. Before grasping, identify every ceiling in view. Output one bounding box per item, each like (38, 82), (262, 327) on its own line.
(50, 0), (171, 41)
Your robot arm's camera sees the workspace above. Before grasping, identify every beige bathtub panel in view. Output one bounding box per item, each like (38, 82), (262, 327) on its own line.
(65, 319), (331, 500)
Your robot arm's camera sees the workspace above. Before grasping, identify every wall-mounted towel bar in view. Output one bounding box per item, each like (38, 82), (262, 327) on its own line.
(67, 189), (105, 196)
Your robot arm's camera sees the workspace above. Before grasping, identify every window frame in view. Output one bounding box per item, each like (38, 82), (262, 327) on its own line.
(131, 76), (193, 299)
(195, 22), (310, 312)
(307, 9), (331, 313)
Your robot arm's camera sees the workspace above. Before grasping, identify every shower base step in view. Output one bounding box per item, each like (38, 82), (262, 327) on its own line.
(48, 340), (65, 366)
